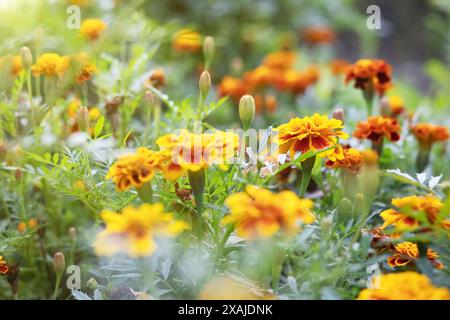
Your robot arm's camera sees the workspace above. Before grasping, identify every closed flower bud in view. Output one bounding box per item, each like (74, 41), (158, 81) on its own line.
(86, 277), (98, 290)
(76, 106), (90, 132)
(20, 46), (33, 69)
(53, 252), (65, 275)
(199, 71), (211, 100)
(332, 108), (344, 124)
(203, 36), (215, 69)
(239, 95), (255, 130)
(68, 227), (76, 242)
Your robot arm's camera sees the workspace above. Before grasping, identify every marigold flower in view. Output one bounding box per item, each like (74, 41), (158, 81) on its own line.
(94, 204), (188, 257)
(345, 59), (392, 95)
(325, 146), (363, 174)
(172, 29), (202, 53)
(73, 53), (97, 84)
(200, 276), (276, 300)
(302, 26), (335, 45)
(0, 256), (8, 275)
(218, 76), (249, 102)
(244, 65), (279, 89)
(148, 69), (166, 88)
(0, 55), (23, 76)
(387, 242), (443, 269)
(17, 218), (38, 233)
(277, 113), (348, 157)
(222, 185), (315, 239)
(353, 116), (401, 144)
(157, 129), (239, 174)
(380, 195), (449, 232)
(106, 147), (166, 191)
(276, 67), (319, 95)
(411, 123), (449, 149)
(385, 96), (405, 117)
(357, 272), (450, 300)
(31, 53), (70, 78)
(80, 19), (107, 41)
(262, 51), (296, 71)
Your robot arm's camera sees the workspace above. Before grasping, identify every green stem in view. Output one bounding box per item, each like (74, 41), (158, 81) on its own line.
(416, 147), (431, 172)
(52, 273), (62, 300)
(153, 100), (161, 141)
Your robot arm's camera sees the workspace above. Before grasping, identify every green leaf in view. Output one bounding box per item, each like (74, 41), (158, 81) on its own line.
(94, 115), (105, 139)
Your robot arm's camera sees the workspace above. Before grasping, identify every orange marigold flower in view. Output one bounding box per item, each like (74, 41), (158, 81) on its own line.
(254, 94), (277, 114)
(387, 242), (444, 270)
(106, 147), (166, 191)
(353, 116), (401, 144)
(345, 59), (393, 95)
(0, 55), (23, 76)
(357, 272), (450, 300)
(218, 76), (249, 102)
(262, 51), (296, 71)
(172, 29), (202, 53)
(277, 113), (348, 157)
(276, 66), (319, 95)
(380, 195), (449, 232)
(302, 26), (335, 45)
(0, 256), (8, 275)
(411, 123), (449, 149)
(94, 204), (188, 257)
(80, 19), (107, 41)
(31, 53), (70, 78)
(325, 146), (363, 174)
(329, 59), (350, 76)
(222, 185), (315, 239)
(17, 218), (38, 233)
(148, 69), (166, 88)
(244, 65), (280, 90)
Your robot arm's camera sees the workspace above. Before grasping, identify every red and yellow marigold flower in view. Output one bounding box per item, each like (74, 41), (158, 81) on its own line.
(380, 195), (449, 232)
(222, 185), (315, 239)
(411, 123), (449, 149)
(353, 116), (401, 144)
(156, 129), (239, 175)
(80, 19), (107, 41)
(345, 59), (392, 95)
(325, 146), (364, 174)
(218, 76), (249, 102)
(387, 241), (443, 269)
(384, 96), (405, 117)
(357, 272), (450, 300)
(31, 53), (70, 78)
(172, 29), (202, 53)
(276, 113), (348, 157)
(73, 53), (97, 84)
(94, 204), (188, 257)
(106, 147), (166, 191)
(0, 256), (8, 275)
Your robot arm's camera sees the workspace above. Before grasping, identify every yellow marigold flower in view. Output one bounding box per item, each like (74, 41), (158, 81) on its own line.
(411, 123), (449, 149)
(218, 76), (249, 102)
(345, 59), (392, 95)
(329, 59), (350, 76)
(387, 242), (443, 269)
(386, 96), (405, 116)
(31, 53), (70, 78)
(73, 54), (97, 85)
(200, 276), (276, 300)
(0, 55), (23, 76)
(0, 256), (8, 275)
(222, 185), (315, 239)
(380, 195), (449, 232)
(157, 129), (239, 174)
(276, 113), (348, 157)
(357, 272), (450, 300)
(353, 116), (401, 144)
(262, 51), (296, 71)
(172, 29), (202, 53)
(106, 147), (166, 191)
(88, 107), (101, 121)
(94, 204), (188, 257)
(80, 19), (107, 41)
(325, 146), (363, 174)
(302, 26), (335, 45)
(69, 0), (89, 6)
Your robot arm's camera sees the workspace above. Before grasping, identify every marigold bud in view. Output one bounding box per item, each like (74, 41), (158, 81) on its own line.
(239, 95), (255, 130)
(76, 106), (90, 132)
(20, 46), (33, 70)
(68, 227), (76, 242)
(332, 108), (344, 124)
(144, 90), (154, 105)
(53, 252), (65, 275)
(336, 197), (353, 226)
(86, 277), (98, 290)
(199, 71), (211, 100)
(203, 36), (215, 69)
